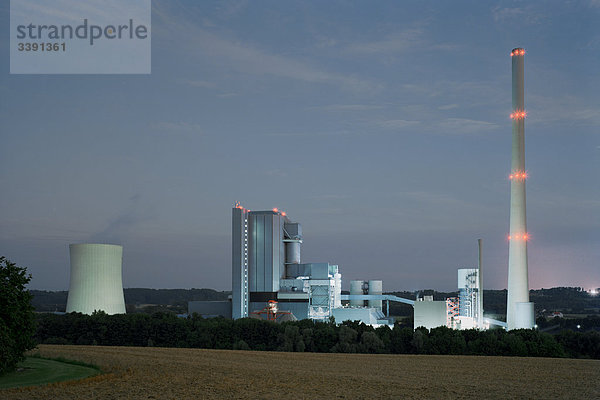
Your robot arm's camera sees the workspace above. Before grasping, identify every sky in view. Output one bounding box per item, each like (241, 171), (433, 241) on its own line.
(1, 0), (598, 292)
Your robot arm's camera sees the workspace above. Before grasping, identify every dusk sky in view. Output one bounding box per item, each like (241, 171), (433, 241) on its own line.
(1, 1), (598, 292)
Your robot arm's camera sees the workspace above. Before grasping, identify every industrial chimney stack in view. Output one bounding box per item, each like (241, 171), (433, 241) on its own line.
(506, 48), (534, 330)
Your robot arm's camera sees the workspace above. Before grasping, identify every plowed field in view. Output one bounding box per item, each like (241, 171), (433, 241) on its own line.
(2, 345), (599, 399)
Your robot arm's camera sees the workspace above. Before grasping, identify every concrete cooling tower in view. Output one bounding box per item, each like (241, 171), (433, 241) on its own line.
(66, 243), (126, 315)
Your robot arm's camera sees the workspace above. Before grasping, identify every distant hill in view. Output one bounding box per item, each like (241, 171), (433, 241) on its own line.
(31, 288), (230, 313)
(30, 287), (598, 317)
(385, 287), (600, 318)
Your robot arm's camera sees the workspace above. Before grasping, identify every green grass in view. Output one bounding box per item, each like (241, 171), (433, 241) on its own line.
(0, 357), (100, 389)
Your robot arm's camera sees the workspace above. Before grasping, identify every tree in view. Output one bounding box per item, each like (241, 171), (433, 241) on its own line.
(0, 257), (36, 375)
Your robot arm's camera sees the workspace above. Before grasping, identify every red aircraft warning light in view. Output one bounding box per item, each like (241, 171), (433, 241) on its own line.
(509, 171), (528, 180)
(510, 110), (527, 120)
(508, 233), (530, 241)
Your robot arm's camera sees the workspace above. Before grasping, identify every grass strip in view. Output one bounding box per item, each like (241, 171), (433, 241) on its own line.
(0, 356), (101, 389)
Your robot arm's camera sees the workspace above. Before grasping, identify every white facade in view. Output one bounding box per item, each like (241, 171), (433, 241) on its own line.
(66, 243), (126, 315)
(414, 298), (447, 330)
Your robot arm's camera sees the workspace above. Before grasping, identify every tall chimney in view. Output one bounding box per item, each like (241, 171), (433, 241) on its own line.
(506, 48), (534, 330)
(477, 238), (483, 329)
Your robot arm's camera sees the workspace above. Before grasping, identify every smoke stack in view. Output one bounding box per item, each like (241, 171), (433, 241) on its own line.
(506, 48), (534, 330)
(478, 238), (483, 328)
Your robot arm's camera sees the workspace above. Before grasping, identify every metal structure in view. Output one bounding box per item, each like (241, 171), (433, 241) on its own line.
(249, 300), (296, 322)
(66, 243), (126, 315)
(446, 297), (460, 329)
(458, 268), (479, 319)
(506, 47), (535, 330)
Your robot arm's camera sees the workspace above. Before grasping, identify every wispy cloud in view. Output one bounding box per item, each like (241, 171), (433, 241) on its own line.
(527, 94), (600, 125)
(152, 121), (203, 133)
(377, 119), (421, 129)
(181, 80), (216, 88)
(310, 194), (351, 200)
(438, 104), (459, 110)
(215, 0), (249, 18)
(312, 104), (384, 112)
(492, 6), (545, 24)
(436, 118), (499, 134)
(153, 5), (379, 92)
(217, 92), (239, 98)
(346, 29), (423, 54)
(265, 169), (288, 177)
(492, 6), (526, 22)
(264, 130), (353, 138)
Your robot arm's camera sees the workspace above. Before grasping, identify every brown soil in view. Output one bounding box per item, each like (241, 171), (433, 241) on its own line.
(2, 344), (599, 399)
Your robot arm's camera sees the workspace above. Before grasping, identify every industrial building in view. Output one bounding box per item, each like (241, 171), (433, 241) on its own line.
(66, 243), (126, 315)
(229, 203), (394, 325)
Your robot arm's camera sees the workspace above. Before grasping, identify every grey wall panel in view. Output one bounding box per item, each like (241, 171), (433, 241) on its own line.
(277, 301), (308, 320)
(278, 217), (285, 284)
(264, 214), (272, 292)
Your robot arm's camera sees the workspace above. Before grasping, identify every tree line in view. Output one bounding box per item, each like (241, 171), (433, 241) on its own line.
(35, 312), (600, 359)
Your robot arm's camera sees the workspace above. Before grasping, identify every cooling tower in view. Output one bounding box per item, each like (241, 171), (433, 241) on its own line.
(66, 243), (126, 315)
(506, 48), (534, 329)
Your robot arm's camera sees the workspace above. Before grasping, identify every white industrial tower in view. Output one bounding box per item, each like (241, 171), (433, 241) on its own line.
(506, 48), (534, 330)
(66, 243), (126, 315)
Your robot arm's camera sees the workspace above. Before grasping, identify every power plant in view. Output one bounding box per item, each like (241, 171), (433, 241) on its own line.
(66, 243), (126, 315)
(506, 47), (535, 330)
(193, 48), (537, 328)
(61, 48), (536, 331)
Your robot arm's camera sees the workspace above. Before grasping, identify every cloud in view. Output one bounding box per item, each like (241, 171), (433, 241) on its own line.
(153, 5), (379, 92)
(436, 118), (499, 134)
(346, 29), (423, 54)
(264, 130), (352, 138)
(217, 92), (239, 98)
(313, 104), (384, 112)
(215, 0), (249, 18)
(377, 119), (422, 129)
(527, 94), (600, 126)
(438, 104), (459, 110)
(492, 6), (545, 24)
(182, 80), (216, 88)
(492, 7), (526, 22)
(152, 121), (203, 133)
(265, 169), (288, 177)
(310, 194), (351, 200)
(345, 28), (460, 56)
